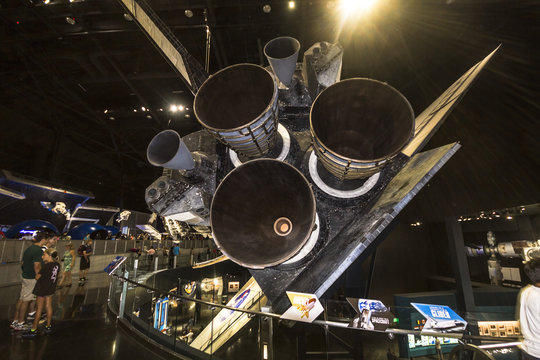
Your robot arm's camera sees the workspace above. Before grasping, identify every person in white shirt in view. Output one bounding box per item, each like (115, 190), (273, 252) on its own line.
(518, 258), (540, 360)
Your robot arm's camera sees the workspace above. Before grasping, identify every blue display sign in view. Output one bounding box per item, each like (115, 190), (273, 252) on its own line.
(153, 297), (169, 332)
(219, 289), (250, 321)
(411, 303), (467, 333)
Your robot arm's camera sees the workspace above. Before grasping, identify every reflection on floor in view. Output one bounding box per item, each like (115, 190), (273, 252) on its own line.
(0, 272), (167, 360)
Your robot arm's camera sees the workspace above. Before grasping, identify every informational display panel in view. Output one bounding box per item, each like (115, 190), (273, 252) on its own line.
(411, 303), (467, 334)
(280, 291), (324, 323)
(104, 256), (127, 275)
(153, 297), (169, 332)
(347, 298), (394, 331)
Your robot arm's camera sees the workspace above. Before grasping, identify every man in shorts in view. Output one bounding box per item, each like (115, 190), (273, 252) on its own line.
(10, 233), (48, 330)
(78, 239), (93, 284)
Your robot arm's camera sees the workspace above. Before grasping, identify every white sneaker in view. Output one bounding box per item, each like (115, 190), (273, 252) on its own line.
(12, 322), (30, 331)
(27, 311), (36, 319)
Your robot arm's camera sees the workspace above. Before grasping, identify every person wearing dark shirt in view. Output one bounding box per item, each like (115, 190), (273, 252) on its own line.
(23, 248), (60, 337)
(78, 239), (93, 284)
(11, 234), (47, 331)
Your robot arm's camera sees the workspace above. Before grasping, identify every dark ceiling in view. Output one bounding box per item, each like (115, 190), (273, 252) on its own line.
(0, 0), (538, 221)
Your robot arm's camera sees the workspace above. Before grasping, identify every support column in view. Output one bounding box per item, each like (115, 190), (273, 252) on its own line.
(118, 270), (129, 318)
(260, 305), (273, 360)
(445, 216), (475, 312)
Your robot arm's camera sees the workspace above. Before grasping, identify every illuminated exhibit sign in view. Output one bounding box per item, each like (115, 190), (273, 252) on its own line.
(407, 334), (458, 349)
(104, 256), (127, 275)
(153, 297), (169, 332)
(20, 230), (38, 235)
(280, 291), (324, 323)
(183, 281), (197, 298)
(347, 298), (394, 331)
(411, 303), (467, 334)
(478, 321), (520, 337)
(228, 281), (240, 293)
(219, 289), (251, 322)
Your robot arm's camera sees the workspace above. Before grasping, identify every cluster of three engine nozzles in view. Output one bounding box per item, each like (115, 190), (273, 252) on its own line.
(146, 36), (415, 269)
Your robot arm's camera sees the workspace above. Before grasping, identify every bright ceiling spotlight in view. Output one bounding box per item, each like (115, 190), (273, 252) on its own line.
(170, 105), (178, 112)
(263, 4), (271, 13)
(339, 0), (378, 16)
(185, 9), (194, 18)
(178, 105), (184, 111)
(43, 0), (50, 4)
(65, 17), (76, 25)
(141, 106), (146, 111)
(288, 1), (295, 9)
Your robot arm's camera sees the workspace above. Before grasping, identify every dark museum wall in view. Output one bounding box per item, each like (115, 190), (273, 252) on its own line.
(366, 221), (438, 305)
(355, 211), (540, 306)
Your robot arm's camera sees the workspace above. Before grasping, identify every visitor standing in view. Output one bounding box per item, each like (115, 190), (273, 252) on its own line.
(518, 258), (540, 360)
(78, 239), (93, 285)
(23, 248), (60, 337)
(10, 233), (47, 331)
(58, 243), (76, 288)
(147, 246), (156, 262)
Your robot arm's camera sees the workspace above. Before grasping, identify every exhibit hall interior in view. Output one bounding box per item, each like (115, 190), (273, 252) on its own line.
(0, 0), (538, 359)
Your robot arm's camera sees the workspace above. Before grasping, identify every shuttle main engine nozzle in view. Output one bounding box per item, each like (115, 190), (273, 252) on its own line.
(210, 159), (316, 269)
(310, 78), (415, 179)
(147, 130), (195, 170)
(194, 64), (279, 158)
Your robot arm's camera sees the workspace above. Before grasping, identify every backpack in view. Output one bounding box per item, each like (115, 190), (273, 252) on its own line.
(78, 245), (84, 256)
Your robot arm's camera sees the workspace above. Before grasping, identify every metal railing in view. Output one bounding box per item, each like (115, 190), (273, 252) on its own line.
(107, 260), (523, 360)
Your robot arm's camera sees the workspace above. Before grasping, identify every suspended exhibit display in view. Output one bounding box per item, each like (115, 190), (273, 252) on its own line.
(5, 219), (59, 239)
(145, 38), (499, 314)
(0, 169), (94, 234)
(67, 223), (108, 240)
(129, 0), (501, 351)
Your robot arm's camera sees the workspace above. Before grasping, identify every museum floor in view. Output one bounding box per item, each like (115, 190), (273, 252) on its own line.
(0, 272), (447, 360)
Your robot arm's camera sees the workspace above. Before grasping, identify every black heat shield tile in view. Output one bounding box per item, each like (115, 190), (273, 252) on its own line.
(250, 142), (461, 313)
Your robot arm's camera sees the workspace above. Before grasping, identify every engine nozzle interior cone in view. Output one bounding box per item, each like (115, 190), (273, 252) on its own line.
(147, 130), (195, 170)
(211, 159), (316, 269)
(310, 78), (415, 179)
(264, 36), (301, 86)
